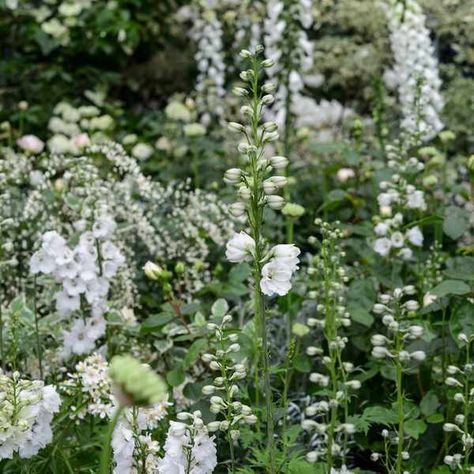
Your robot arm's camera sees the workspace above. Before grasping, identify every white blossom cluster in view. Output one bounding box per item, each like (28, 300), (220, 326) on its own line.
(30, 217), (124, 359)
(0, 142), (233, 306)
(64, 353), (170, 472)
(226, 234), (300, 296)
(373, 143), (426, 259)
(263, 0), (314, 128)
(112, 404), (169, 474)
(303, 222), (359, 468)
(64, 352), (113, 419)
(382, 0), (444, 140)
(371, 286), (425, 364)
(443, 333), (474, 472)
(0, 371), (61, 460)
(5, 0), (97, 47)
(158, 413), (217, 474)
(201, 311), (256, 440)
(179, 1), (226, 124)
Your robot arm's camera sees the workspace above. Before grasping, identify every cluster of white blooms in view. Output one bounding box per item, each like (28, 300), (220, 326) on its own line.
(178, 1), (226, 124)
(373, 143), (426, 259)
(263, 0), (314, 128)
(226, 233), (300, 296)
(371, 286), (425, 363)
(443, 333), (474, 472)
(158, 413), (217, 474)
(201, 308), (256, 441)
(112, 404), (169, 474)
(292, 98), (355, 143)
(0, 371), (61, 460)
(0, 142), (233, 306)
(64, 353), (113, 419)
(5, 0), (97, 47)
(30, 217), (124, 358)
(46, 98), (112, 154)
(303, 222), (359, 468)
(382, 0), (444, 140)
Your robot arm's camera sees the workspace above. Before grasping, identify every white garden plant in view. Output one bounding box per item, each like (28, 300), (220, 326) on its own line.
(223, 45), (301, 472)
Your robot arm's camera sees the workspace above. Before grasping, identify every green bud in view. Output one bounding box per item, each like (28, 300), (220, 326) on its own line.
(281, 203), (305, 218)
(468, 155), (474, 174)
(439, 130), (455, 144)
(175, 261), (185, 275)
(183, 123), (206, 138)
(292, 323), (310, 337)
(109, 355), (167, 407)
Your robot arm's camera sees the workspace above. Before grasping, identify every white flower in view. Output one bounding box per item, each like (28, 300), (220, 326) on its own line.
(336, 168), (355, 183)
(406, 226), (423, 247)
(93, 216), (117, 241)
(260, 259), (293, 296)
(373, 237), (392, 257)
(270, 244), (301, 270)
(0, 376), (61, 460)
(374, 222), (390, 236)
(17, 135), (45, 154)
(30, 250), (56, 274)
(391, 231), (404, 248)
(406, 190), (426, 211)
(225, 232), (255, 262)
(131, 143), (154, 160)
(55, 290), (80, 316)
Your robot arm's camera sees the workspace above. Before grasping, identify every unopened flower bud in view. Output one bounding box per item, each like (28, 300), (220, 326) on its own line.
(266, 195), (285, 210)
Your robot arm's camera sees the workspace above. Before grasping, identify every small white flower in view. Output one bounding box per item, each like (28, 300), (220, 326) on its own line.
(406, 226), (423, 247)
(373, 237), (392, 257)
(225, 232), (255, 263)
(260, 260), (293, 296)
(17, 135), (45, 154)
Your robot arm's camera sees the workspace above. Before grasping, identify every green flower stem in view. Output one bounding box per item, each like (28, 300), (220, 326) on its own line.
(100, 405), (125, 474)
(33, 275), (43, 379)
(218, 337), (236, 473)
(394, 302), (404, 474)
(463, 341), (472, 470)
(248, 55), (275, 473)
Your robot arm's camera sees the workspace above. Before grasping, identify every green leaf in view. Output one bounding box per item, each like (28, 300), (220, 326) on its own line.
(445, 256), (474, 281)
(362, 406), (398, 425)
(420, 391), (440, 417)
(211, 299), (229, 318)
(427, 413), (444, 424)
(183, 338), (207, 369)
(404, 419), (427, 439)
(450, 302), (474, 346)
(347, 279), (376, 327)
(431, 280), (470, 298)
(140, 313), (174, 333)
(443, 206), (469, 240)
(293, 354), (311, 373)
(166, 367), (185, 387)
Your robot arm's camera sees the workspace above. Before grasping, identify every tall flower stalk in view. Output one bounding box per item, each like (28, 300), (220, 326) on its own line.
(224, 46), (300, 472)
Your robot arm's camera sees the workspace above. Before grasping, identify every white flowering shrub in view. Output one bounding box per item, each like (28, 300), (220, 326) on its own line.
(1, 3), (474, 474)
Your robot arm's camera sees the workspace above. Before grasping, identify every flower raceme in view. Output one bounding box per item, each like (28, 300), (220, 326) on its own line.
(226, 233), (300, 296)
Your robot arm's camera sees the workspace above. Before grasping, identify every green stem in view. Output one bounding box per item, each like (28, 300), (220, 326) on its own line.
(395, 304), (404, 474)
(100, 405), (125, 474)
(33, 275), (43, 379)
(249, 55), (275, 474)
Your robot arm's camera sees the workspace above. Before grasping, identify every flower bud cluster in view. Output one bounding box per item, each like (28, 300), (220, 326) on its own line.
(224, 50), (290, 214)
(304, 221), (359, 466)
(201, 311), (256, 440)
(443, 334), (474, 471)
(373, 142), (426, 259)
(0, 371), (61, 460)
(371, 286), (425, 364)
(224, 47), (301, 298)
